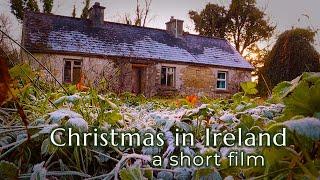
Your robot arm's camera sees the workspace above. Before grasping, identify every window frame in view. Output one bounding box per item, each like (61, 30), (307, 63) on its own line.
(63, 59), (83, 84)
(216, 71), (227, 90)
(160, 66), (176, 87)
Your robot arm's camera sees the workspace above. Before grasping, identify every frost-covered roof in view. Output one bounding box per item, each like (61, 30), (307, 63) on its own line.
(23, 12), (253, 70)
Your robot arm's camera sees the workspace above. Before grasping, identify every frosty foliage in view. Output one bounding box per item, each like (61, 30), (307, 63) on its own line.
(1, 72), (320, 179)
(282, 117), (320, 140)
(48, 109), (82, 123)
(66, 117), (89, 132)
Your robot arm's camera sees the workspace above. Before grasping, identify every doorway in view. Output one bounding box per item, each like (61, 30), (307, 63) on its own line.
(131, 64), (146, 94)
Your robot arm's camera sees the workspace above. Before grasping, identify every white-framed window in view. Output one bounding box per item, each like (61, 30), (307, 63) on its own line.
(216, 71), (227, 90)
(161, 66), (176, 87)
(63, 59), (82, 84)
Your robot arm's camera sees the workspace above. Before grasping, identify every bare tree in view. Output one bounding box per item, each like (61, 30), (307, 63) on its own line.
(0, 14), (12, 46)
(123, 0), (153, 27)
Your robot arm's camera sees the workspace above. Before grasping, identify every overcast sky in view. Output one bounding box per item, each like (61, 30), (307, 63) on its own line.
(0, 0), (319, 50)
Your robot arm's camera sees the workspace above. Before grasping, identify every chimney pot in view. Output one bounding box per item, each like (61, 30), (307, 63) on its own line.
(166, 16), (184, 37)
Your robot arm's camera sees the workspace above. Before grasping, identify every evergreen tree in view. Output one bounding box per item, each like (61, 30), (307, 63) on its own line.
(42, 0), (53, 14)
(26, 0), (39, 12)
(72, 5), (77, 18)
(10, 0), (26, 21)
(81, 0), (90, 19)
(258, 28), (320, 95)
(10, 0), (53, 21)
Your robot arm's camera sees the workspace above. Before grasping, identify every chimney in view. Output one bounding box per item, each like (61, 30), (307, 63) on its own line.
(166, 16), (184, 37)
(89, 2), (105, 27)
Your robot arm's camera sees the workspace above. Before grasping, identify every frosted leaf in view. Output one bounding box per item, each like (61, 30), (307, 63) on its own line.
(38, 124), (59, 134)
(220, 146), (255, 157)
(174, 168), (192, 180)
(163, 131), (175, 158)
(175, 121), (191, 132)
(199, 104), (209, 110)
(142, 146), (161, 155)
(196, 142), (207, 154)
(16, 133), (27, 141)
(197, 170), (222, 180)
(220, 112), (237, 123)
(251, 114), (262, 120)
(66, 117), (88, 132)
(242, 104), (285, 119)
(211, 123), (224, 132)
(283, 117), (320, 140)
(235, 104), (246, 111)
(94, 153), (110, 163)
(164, 119), (175, 131)
(224, 176), (234, 180)
(48, 109), (82, 123)
(182, 147), (195, 156)
(0, 136), (12, 146)
(31, 161), (47, 180)
(53, 94), (81, 105)
(157, 171), (173, 180)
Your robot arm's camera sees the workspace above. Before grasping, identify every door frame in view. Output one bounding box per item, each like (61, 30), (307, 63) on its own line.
(131, 64), (147, 94)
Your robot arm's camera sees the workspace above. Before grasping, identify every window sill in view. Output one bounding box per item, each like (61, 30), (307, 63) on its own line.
(215, 89), (230, 93)
(159, 86), (177, 91)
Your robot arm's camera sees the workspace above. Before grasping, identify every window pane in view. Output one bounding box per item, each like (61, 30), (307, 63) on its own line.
(218, 72), (226, 79)
(74, 61), (82, 66)
(168, 67), (174, 74)
(73, 66), (81, 84)
(167, 73), (174, 87)
(217, 80), (226, 89)
(161, 67), (166, 85)
(161, 67), (176, 86)
(64, 61), (71, 83)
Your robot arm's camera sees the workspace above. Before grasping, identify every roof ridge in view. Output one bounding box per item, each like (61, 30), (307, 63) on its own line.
(25, 11), (227, 41)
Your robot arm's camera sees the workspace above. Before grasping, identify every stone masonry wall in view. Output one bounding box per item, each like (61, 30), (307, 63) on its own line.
(27, 53), (116, 88)
(26, 53), (251, 97)
(154, 62), (252, 98)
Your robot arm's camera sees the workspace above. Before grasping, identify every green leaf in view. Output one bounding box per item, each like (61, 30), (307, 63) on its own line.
(283, 80), (320, 118)
(106, 111), (122, 125)
(106, 99), (119, 110)
(237, 114), (255, 132)
(9, 63), (35, 82)
(119, 167), (144, 180)
(263, 147), (291, 166)
(41, 138), (49, 155)
(143, 167), (153, 180)
(240, 82), (258, 95)
(0, 161), (19, 179)
(270, 81), (292, 103)
(282, 117), (320, 140)
(41, 138), (57, 155)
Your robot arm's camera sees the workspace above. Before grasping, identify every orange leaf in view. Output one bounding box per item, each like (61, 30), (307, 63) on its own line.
(76, 74), (89, 91)
(186, 94), (198, 106)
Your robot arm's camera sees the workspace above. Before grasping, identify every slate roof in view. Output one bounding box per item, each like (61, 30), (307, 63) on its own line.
(23, 12), (253, 70)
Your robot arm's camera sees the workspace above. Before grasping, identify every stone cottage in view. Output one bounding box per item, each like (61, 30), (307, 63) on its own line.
(22, 2), (253, 97)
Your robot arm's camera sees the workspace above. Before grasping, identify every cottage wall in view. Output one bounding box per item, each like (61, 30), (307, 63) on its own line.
(27, 53), (116, 86)
(26, 53), (251, 98)
(153, 63), (251, 98)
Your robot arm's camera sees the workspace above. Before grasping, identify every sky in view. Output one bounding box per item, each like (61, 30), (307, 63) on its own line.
(0, 0), (319, 50)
